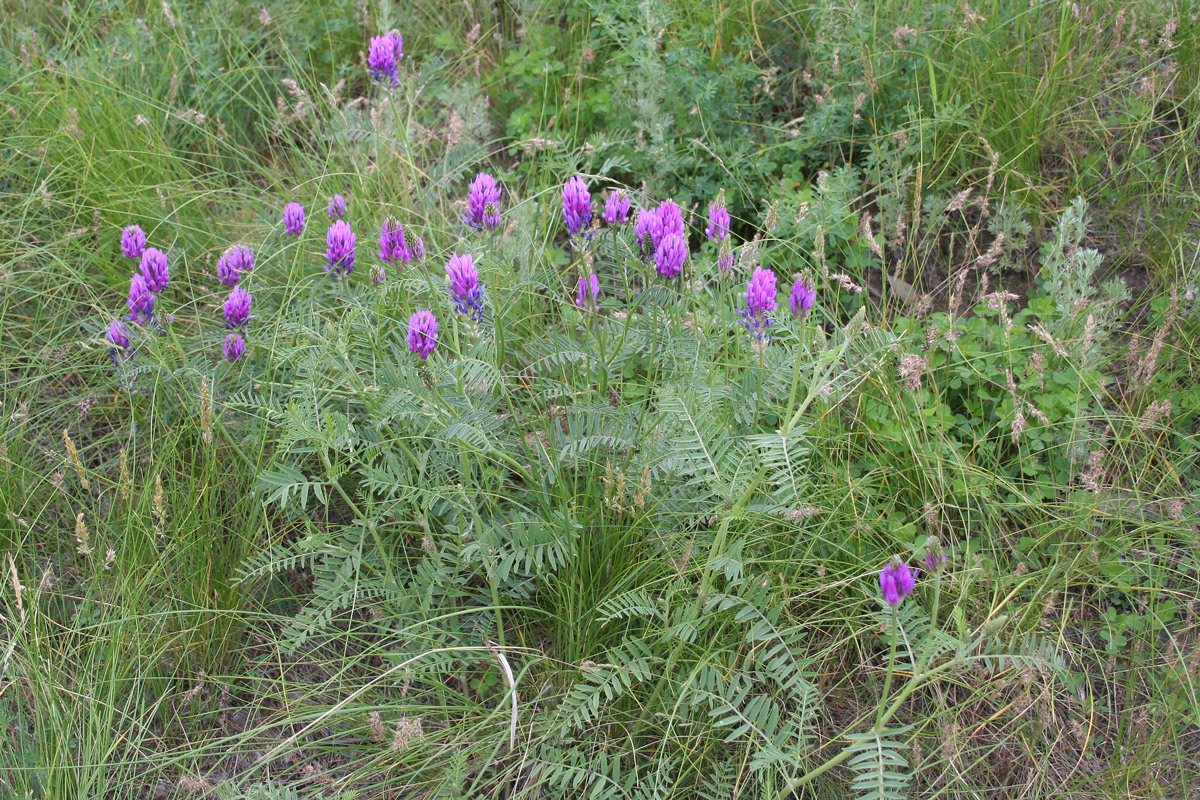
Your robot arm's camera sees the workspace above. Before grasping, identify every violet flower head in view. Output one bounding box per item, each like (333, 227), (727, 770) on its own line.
(655, 199), (685, 243)
(464, 172), (502, 231)
(739, 267), (778, 340)
(378, 219), (414, 265)
(654, 233), (688, 279)
(562, 175), (592, 237)
(879, 560), (917, 607)
(223, 332), (245, 363)
(924, 551), (947, 574)
(325, 219), (356, 277)
(106, 319), (132, 367)
(283, 203), (306, 236)
(407, 309), (439, 359)
(139, 248), (170, 294)
(368, 31), (403, 88)
(413, 236), (425, 260)
(121, 225), (147, 259)
(126, 273), (155, 322)
(717, 244), (735, 276)
(634, 207), (660, 256)
(575, 273), (600, 311)
(706, 196), (731, 242)
(223, 286), (253, 328)
(107, 320), (131, 351)
(789, 276), (815, 318)
(602, 189), (631, 225)
(217, 245), (254, 287)
(327, 194), (346, 220)
(446, 253), (485, 323)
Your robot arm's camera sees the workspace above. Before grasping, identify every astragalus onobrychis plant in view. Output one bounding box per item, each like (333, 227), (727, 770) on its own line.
(7, 4), (1199, 798)
(63, 31), (1082, 798)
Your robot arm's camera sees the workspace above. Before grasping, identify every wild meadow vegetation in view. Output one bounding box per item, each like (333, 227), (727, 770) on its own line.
(2, 0), (1199, 797)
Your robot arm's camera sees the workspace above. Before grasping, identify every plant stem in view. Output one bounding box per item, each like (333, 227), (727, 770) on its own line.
(876, 604), (900, 730)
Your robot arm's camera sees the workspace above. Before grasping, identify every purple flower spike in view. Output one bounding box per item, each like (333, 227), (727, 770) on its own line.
(223, 286), (253, 328)
(879, 561), (917, 607)
(562, 175), (592, 237)
(655, 200), (684, 243)
(328, 194), (346, 220)
(707, 195), (730, 242)
(121, 225), (147, 259)
(654, 233), (687, 279)
(407, 310), (438, 359)
(139, 248), (169, 294)
(223, 332), (246, 363)
(745, 268), (778, 314)
(106, 319), (132, 366)
(446, 253), (485, 323)
(107, 320), (131, 350)
(924, 551), (947, 573)
(283, 203), (306, 236)
(789, 276), (815, 318)
(717, 247), (735, 276)
(602, 189), (631, 225)
(634, 207), (660, 256)
(326, 219), (356, 277)
(464, 172), (502, 231)
(575, 273), (600, 310)
(217, 245), (254, 287)
(126, 273), (155, 322)
(368, 31), (404, 88)
(739, 266), (778, 340)
(378, 219), (414, 265)
(413, 236), (425, 260)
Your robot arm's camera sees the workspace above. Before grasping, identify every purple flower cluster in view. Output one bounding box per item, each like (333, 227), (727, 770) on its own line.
(602, 189), (630, 225)
(108, 225), (173, 366)
(139, 248), (170, 294)
(223, 286), (253, 328)
(407, 310), (439, 359)
(463, 172), (502, 231)
(217, 245), (254, 287)
(220, 285), (246, 353)
(326, 219), (357, 277)
(738, 267), (778, 340)
(576, 273), (600, 311)
(368, 31), (404, 88)
(378, 220), (422, 267)
(562, 176), (592, 237)
(376, 220), (424, 284)
(879, 561), (917, 607)
(446, 253), (485, 323)
(126, 273), (155, 321)
(328, 194), (346, 220)
(790, 276), (815, 318)
(107, 320), (131, 350)
(706, 195), (730, 242)
(218, 259), (254, 362)
(120, 229), (170, 326)
(634, 199), (689, 278)
(655, 234), (688, 279)
(121, 225), (146, 259)
(656, 200), (685, 242)
(283, 203), (306, 236)
(106, 319), (131, 365)
(223, 332), (246, 363)
(717, 247), (735, 276)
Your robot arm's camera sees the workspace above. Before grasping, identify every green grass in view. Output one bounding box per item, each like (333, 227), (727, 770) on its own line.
(2, 0), (1199, 798)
